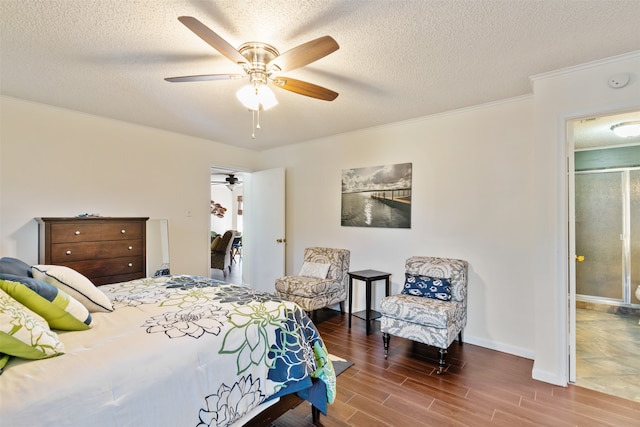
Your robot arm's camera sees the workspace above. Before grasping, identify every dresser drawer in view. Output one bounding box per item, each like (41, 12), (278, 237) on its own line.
(50, 221), (143, 243)
(101, 221), (144, 240)
(49, 240), (143, 263)
(62, 256), (144, 281)
(50, 222), (102, 243)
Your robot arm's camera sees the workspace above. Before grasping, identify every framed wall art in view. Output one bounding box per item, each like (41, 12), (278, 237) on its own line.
(341, 162), (412, 228)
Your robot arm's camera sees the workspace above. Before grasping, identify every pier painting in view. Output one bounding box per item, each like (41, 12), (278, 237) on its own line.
(341, 162), (412, 228)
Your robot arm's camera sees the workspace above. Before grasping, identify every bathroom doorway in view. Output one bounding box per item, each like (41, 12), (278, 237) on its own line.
(569, 110), (640, 402)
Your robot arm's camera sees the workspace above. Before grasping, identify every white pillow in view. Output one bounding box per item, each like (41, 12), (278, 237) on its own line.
(32, 265), (113, 313)
(299, 262), (331, 279)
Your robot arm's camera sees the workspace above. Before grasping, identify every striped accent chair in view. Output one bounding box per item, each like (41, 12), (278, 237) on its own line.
(380, 256), (468, 374)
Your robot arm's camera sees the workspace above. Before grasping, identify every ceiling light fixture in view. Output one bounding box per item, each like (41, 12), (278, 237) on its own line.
(226, 183), (237, 191)
(610, 121), (640, 138)
(236, 83), (278, 111)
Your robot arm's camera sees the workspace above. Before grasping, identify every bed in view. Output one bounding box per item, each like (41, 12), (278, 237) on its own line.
(0, 268), (336, 427)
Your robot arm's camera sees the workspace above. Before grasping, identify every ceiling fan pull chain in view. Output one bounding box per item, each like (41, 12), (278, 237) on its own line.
(251, 109), (256, 139)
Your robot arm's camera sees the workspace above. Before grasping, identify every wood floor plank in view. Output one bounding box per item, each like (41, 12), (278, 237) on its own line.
(270, 309), (640, 427)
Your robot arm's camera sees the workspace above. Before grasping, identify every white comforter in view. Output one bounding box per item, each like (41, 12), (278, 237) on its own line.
(0, 275), (335, 427)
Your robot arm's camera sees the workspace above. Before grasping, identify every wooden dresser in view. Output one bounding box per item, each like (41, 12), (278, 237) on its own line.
(36, 217), (149, 286)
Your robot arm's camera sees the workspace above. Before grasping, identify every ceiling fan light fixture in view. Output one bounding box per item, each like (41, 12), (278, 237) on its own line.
(236, 83), (278, 111)
(610, 121), (640, 138)
(226, 183), (237, 191)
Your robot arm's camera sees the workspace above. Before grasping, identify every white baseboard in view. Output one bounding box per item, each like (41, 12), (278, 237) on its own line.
(463, 335), (534, 360)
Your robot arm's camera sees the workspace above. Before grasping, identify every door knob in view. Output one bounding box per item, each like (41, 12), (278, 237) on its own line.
(575, 255), (585, 262)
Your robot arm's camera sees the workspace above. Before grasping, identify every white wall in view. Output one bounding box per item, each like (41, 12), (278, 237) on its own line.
(530, 51), (640, 385)
(0, 96), (259, 276)
(259, 96), (537, 358)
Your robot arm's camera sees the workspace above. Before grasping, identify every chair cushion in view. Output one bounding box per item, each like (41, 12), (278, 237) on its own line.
(275, 276), (342, 298)
(380, 294), (464, 329)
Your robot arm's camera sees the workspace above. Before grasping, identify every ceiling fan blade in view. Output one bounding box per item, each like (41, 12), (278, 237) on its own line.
(165, 74), (245, 83)
(268, 36), (339, 73)
(178, 16), (247, 65)
(272, 77), (338, 101)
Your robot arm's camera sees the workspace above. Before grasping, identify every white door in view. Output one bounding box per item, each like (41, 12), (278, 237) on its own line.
(243, 167), (286, 293)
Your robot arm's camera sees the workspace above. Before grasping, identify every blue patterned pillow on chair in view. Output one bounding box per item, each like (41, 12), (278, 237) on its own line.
(401, 273), (452, 301)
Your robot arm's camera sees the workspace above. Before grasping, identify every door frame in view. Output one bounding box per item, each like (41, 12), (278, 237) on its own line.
(566, 107), (640, 383)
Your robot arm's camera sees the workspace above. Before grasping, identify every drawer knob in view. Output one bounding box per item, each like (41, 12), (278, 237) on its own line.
(128, 246), (133, 250)
(128, 263), (133, 267)
(66, 250), (72, 255)
(121, 229), (126, 234)
(75, 231), (81, 235)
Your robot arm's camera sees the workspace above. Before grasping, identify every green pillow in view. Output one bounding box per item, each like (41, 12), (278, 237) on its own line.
(0, 288), (65, 360)
(0, 274), (92, 331)
(0, 353), (10, 371)
(210, 235), (222, 251)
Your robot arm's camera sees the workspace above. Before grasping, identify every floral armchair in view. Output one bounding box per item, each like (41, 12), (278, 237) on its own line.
(275, 247), (350, 313)
(380, 256), (468, 374)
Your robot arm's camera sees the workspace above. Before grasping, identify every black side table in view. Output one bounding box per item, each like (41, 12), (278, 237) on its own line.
(348, 269), (391, 335)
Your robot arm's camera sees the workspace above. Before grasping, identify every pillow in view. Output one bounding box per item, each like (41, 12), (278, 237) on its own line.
(0, 288), (65, 360)
(401, 273), (452, 301)
(0, 257), (33, 278)
(0, 353), (10, 371)
(32, 265), (113, 312)
(210, 236), (222, 251)
(299, 262), (331, 279)
(0, 274), (92, 330)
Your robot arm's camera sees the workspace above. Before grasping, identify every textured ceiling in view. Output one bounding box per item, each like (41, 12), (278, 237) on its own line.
(1, 0), (639, 151)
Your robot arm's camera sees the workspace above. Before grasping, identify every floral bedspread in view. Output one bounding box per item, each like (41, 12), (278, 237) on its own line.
(105, 275), (336, 426)
(0, 275), (336, 427)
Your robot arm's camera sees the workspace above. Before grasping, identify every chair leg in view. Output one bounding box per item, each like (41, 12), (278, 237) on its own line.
(458, 330), (463, 345)
(339, 301), (344, 313)
(382, 333), (390, 359)
(437, 348), (447, 374)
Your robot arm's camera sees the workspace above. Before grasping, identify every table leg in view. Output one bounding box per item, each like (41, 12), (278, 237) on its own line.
(385, 276), (390, 297)
(365, 279), (371, 335)
(348, 276), (353, 328)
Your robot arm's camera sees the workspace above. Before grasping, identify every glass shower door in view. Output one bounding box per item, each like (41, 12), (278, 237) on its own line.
(575, 171), (624, 301)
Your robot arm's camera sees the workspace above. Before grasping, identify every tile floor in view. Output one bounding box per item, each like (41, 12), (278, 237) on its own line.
(211, 258), (243, 284)
(576, 308), (640, 402)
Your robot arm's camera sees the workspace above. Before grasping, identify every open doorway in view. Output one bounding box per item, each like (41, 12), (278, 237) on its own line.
(569, 110), (640, 402)
(210, 167), (244, 283)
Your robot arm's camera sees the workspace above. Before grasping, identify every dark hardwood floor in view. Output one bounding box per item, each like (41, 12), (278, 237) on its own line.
(271, 309), (640, 427)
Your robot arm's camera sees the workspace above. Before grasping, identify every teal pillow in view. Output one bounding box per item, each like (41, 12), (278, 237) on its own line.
(401, 273), (452, 301)
(0, 288), (65, 360)
(0, 274), (92, 330)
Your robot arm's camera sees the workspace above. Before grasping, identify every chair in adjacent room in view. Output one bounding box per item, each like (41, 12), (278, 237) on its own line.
(380, 256), (468, 374)
(230, 234), (242, 263)
(275, 247), (350, 314)
(211, 230), (236, 277)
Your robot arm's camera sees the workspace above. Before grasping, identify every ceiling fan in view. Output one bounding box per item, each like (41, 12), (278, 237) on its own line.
(211, 174), (242, 191)
(165, 16), (339, 109)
